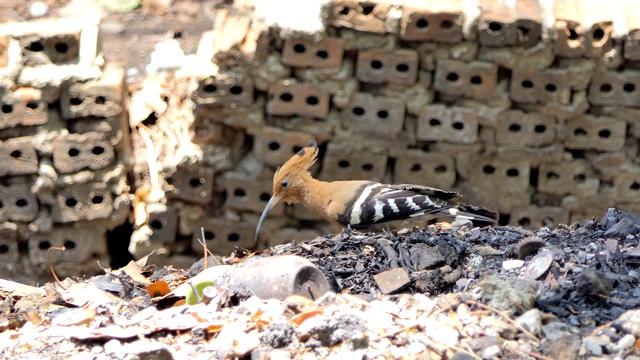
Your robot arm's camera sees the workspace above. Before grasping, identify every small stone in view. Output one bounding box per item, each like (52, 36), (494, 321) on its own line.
(612, 334), (636, 352)
(576, 267), (613, 299)
(582, 336), (606, 356)
(605, 218), (638, 238)
(514, 309), (542, 335)
(502, 259), (525, 271)
(480, 344), (501, 359)
(373, 267), (411, 294)
(478, 275), (539, 315)
(480, 316), (517, 339)
(409, 243), (445, 269)
(285, 295), (320, 314)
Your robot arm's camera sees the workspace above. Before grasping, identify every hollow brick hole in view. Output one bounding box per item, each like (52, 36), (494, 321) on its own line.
(189, 178), (205, 188)
(150, 219), (164, 230)
(54, 42), (69, 53)
(293, 43), (306, 53)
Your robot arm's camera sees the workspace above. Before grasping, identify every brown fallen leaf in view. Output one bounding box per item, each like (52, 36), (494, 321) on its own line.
(146, 281), (171, 297)
(290, 310), (323, 326)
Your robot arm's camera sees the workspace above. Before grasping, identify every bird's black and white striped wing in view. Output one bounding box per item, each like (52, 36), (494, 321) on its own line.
(338, 182), (497, 227)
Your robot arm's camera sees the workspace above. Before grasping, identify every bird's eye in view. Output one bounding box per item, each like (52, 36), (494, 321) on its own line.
(281, 180), (289, 188)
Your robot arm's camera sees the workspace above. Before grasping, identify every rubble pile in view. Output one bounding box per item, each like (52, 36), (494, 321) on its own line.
(0, 17), (132, 281)
(1, 208), (640, 359)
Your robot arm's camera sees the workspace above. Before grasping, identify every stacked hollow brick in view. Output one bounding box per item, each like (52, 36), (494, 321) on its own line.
(174, 0), (640, 255)
(0, 17), (131, 279)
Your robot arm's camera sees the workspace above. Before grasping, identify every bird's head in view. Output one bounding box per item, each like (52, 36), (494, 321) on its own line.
(254, 141), (318, 243)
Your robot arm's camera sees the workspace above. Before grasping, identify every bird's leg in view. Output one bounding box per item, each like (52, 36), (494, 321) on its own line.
(335, 224), (353, 240)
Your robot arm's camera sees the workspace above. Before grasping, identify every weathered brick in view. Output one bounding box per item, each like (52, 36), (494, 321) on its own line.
(253, 127), (315, 168)
(509, 205), (569, 228)
(0, 179), (38, 222)
(343, 93), (405, 137)
(417, 105), (478, 144)
(510, 69), (571, 105)
(267, 80), (329, 119)
(147, 203), (178, 245)
(538, 160), (599, 197)
(564, 115), (626, 152)
(192, 217), (256, 255)
(622, 0), (640, 61)
(193, 72), (254, 106)
(470, 154), (531, 193)
(53, 182), (113, 223)
(321, 143), (387, 181)
(553, 0), (613, 58)
(29, 225), (105, 264)
(0, 88), (48, 129)
(400, 0), (464, 43)
(52, 132), (115, 173)
(496, 110), (555, 147)
(166, 166), (215, 204)
(393, 149), (455, 190)
(326, 0), (391, 34)
(614, 169), (640, 203)
(588, 71), (640, 108)
(0, 224), (18, 267)
(60, 65), (125, 119)
(282, 37), (344, 70)
(0, 137), (38, 176)
(356, 48), (419, 85)
(434, 60), (498, 100)
(478, 0), (542, 47)
(224, 172), (285, 215)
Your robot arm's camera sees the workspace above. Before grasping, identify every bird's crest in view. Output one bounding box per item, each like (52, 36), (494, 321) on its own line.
(274, 141), (318, 179)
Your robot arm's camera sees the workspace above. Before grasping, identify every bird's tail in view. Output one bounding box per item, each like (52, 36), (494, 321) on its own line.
(446, 204), (499, 224)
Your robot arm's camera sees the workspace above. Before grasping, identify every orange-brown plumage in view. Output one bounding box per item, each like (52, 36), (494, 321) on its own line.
(254, 142), (498, 243)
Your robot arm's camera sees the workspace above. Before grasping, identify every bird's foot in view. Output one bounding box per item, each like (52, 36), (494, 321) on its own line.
(335, 224), (353, 241)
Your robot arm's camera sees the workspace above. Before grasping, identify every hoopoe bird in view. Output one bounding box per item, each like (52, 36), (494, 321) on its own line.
(255, 142), (498, 243)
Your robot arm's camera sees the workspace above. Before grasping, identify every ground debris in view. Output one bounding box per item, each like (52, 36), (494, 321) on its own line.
(2, 209), (640, 358)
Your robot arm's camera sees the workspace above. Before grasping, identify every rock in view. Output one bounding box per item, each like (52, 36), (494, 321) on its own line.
(285, 295), (320, 314)
(541, 322), (582, 360)
(514, 309), (542, 336)
(611, 334), (636, 352)
(604, 218), (638, 238)
(478, 275), (539, 315)
(502, 259), (524, 271)
(582, 336), (606, 356)
(409, 243), (445, 270)
(576, 267), (613, 299)
(299, 314), (366, 347)
(259, 321), (299, 348)
(373, 267), (411, 294)
(480, 316), (517, 339)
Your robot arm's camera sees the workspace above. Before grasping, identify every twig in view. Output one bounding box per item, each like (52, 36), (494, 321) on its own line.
(466, 300), (539, 343)
(48, 246), (67, 290)
(202, 227), (207, 270)
(522, 350), (556, 360)
(599, 294), (640, 305)
(589, 320), (614, 337)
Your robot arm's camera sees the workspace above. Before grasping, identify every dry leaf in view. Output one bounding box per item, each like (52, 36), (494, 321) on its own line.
(290, 310), (323, 326)
(146, 281), (171, 297)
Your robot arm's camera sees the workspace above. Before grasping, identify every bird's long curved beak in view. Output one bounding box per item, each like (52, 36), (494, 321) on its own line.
(254, 194), (283, 244)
